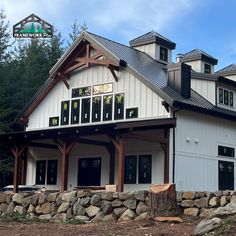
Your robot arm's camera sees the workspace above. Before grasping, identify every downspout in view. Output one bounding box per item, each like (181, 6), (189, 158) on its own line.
(172, 106), (181, 183)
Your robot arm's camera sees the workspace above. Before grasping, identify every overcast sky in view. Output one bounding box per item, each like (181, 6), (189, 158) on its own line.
(1, 0), (236, 70)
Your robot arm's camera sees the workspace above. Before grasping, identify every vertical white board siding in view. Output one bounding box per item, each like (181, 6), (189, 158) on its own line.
(185, 60), (202, 73)
(27, 66), (169, 130)
(175, 110), (236, 191)
(27, 82), (70, 130)
(191, 79), (216, 104)
(134, 44), (156, 60)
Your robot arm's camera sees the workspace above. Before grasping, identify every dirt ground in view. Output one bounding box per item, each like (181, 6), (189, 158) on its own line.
(0, 216), (202, 236)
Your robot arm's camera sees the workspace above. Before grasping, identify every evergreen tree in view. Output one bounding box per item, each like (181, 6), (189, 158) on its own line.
(67, 19), (88, 47)
(0, 9), (10, 65)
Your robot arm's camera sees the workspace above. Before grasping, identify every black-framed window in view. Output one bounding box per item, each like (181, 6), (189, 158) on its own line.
(124, 156), (137, 184)
(138, 155), (152, 184)
(160, 46), (168, 62)
(204, 63), (211, 74)
(219, 88), (234, 107)
(47, 160), (58, 185)
(219, 88), (223, 104)
(71, 99), (80, 124)
(72, 86), (91, 98)
(61, 101), (70, 125)
(124, 155), (152, 184)
(36, 160), (46, 185)
(92, 96), (102, 122)
(49, 117), (59, 127)
(114, 93), (124, 120)
(81, 98), (91, 123)
(230, 92), (234, 107)
(36, 160), (58, 185)
(103, 95), (113, 121)
(224, 90), (229, 105)
(218, 146), (235, 158)
(126, 107), (138, 119)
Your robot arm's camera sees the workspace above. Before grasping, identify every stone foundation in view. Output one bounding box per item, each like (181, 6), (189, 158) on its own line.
(1, 190), (236, 222)
(177, 190), (236, 218)
(0, 190), (149, 222)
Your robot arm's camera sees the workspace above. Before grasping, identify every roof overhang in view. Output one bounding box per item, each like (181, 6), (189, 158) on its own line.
(0, 118), (176, 148)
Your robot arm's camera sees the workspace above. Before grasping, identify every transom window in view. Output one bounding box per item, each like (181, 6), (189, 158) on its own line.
(218, 145), (235, 158)
(124, 155), (152, 184)
(218, 88), (233, 107)
(36, 160), (58, 185)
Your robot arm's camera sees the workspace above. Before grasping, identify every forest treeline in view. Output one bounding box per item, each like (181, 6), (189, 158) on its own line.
(0, 9), (87, 187)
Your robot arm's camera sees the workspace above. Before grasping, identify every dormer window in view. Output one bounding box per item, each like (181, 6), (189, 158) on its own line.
(160, 46), (168, 62)
(204, 63), (211, 74)
(219, 88), (234, 107)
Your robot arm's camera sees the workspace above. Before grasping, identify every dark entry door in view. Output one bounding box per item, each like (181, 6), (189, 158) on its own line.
(78, 158), (101, 186)
(219, 161), (234, 190)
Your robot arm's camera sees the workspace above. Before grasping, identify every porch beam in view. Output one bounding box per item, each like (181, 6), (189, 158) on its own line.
(125, 133), (168, 144)
(11, 145), (26, 193)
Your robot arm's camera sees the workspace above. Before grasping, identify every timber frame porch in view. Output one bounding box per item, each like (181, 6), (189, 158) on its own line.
(0, 118), (176, 193)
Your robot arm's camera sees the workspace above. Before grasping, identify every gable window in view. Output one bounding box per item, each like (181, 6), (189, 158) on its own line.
(81, 98), (91, 123)
(49, 117), (59, 127)
(61, 101), (70, 125)
(36, 160), (58, 185)
(71, 99), (80, 124)
(204, 63), (211, 74)
(114, 93), (124, 120)
(219, 88), (234, 107)
(92, 96), (101, 122)
(72, 86), (91, 98)
(160, 46), (168, 62)
(218, 146), (235, 158)
(103, 95), (113, 121)
(124, 155), (152, 184)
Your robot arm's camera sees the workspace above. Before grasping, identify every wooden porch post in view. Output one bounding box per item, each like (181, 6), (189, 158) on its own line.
(54, 139), (75, 192)
(110, 136), (125, 192)
(20, 154), (27, 185)
(105, 143), (115, 185)
(11, 146), (26, 193)
(161, 128), (170, 183)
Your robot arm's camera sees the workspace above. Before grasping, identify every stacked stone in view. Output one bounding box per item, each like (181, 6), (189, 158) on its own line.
(178, 191), (236, 218)
(0, 190), (149, 222)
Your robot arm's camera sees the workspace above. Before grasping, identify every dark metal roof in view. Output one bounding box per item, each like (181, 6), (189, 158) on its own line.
(181, 48), (218, 65)
(215, 64), (236, 76)
(129, 31), (176, 49)
(15, 31), (236, 124)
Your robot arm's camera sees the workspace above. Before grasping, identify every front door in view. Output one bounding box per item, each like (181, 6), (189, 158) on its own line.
(219, 161), (234, 190)
(78, 158), (101, 186)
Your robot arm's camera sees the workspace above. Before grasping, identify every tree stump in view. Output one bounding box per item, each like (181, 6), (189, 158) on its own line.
(147, 184), (180, 217)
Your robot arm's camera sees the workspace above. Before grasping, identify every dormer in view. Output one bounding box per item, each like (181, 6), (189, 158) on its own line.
(178, 49), (218, 74)
(215, 64), (236, 82)
(129, 31), (176, 63)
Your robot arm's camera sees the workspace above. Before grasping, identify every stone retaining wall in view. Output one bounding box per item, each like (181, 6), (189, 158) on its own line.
(1, 190), (236, 222)
(177, 190), (236, 218)
(0, 190), (148, 222)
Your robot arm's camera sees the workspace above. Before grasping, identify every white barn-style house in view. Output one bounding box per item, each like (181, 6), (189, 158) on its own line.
(1, 31), (236, 193)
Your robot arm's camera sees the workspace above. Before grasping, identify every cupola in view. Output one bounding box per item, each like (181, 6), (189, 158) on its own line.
(129, 31), (176, 63)
(177, 49), (218, 74)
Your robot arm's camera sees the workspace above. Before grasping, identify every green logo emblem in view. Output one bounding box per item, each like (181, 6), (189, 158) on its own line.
(13, 14), (53, 38)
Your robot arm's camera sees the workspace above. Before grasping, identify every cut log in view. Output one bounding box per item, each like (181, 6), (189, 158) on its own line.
(147, 184), (180, 217)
